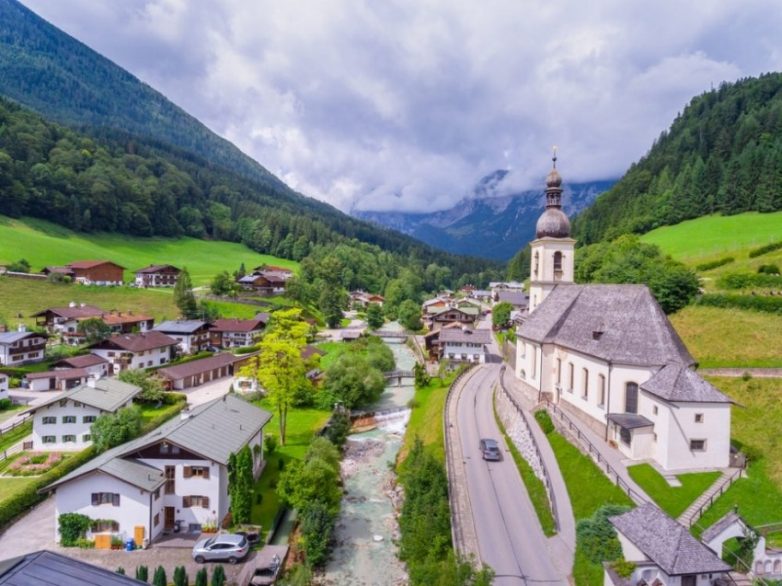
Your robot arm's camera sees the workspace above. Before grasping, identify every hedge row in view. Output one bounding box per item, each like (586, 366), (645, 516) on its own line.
(0, 446), (97, 529)
(695, 257), (734, 272)
(716, 272), (782, 289)
(696, 293), (782, 314)
(140, 399), (187, 434)
(749, 241), (782, 258)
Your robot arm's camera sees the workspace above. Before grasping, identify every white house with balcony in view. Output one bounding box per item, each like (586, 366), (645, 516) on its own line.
(153, 320), (211, 354)
(439, 327), (492, 363)
(88, 331), (177, 374)
(0, 327), (48, 366)
(514, 158), (732, 472)
(28, 379), (141, 452)
(43, 394), (271, 547)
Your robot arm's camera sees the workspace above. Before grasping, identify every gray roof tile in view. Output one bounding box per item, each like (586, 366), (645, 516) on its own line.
(610, 503), (731, 575)
(0, 550), (145, 585)
(154, 320), (209, 334)
(439, 328), (492, 344)
(641, 363), (730, 404)
(30, 379), (140, 413)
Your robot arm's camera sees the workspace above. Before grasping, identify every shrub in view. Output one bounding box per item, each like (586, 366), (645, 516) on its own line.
(210, 565), (226, 586)
(58, 513), (92, 546)
(195, 568), (208, 586)
(74, 538), (95, 549)
(695, 257), (734, 271)
(696, 293), (782, 314)
(717, 272), (782, 289)
(116, 567), (125, 575)
(759, 264), (781, 275)
(173, 565), (189, 586)
(0, 398), (12, 411)
(92, 405), (142, 452)
(612, 559), (636, 578)
(749, 241), (782, 258)
(534, 410), (554, 434)
(323, 409), (351, 447)
(135, 565), (149, 582)
(264, 434), (278, 457)
(576, 504), (630, 564)
(152, 566), (167, 586)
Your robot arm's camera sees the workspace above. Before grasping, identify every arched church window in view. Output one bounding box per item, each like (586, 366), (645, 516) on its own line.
(553, 251), (563, 271)
(533, 251), (539, 278)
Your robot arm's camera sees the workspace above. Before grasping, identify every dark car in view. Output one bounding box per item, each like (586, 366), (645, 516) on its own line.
(479, 438), (502, 461)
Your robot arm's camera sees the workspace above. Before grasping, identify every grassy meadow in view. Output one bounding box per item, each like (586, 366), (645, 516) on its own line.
(627, 464), (720, 518)
(0, 215), (298, 285)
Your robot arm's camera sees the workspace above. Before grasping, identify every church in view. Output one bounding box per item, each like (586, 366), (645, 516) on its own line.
(515, 156), (732, 472)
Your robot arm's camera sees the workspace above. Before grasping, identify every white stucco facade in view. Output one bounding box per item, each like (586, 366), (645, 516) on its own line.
(0, 373), (8, 400)
(442, 340), (486, 363)
(90, 346), (171, 374)
(528, 237), (576, 313)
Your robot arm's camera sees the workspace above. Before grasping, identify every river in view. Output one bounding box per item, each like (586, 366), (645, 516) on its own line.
(316, 332), (417, 586)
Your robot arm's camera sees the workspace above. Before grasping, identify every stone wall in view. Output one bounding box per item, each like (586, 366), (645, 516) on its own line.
(494, 384), (546, 484)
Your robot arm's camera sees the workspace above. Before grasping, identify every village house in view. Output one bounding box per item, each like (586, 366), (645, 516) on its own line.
(350, 291), (385, 308)
(157, 352), (252, 390)
(25, 369), (90, 392)
(0, 550), (146, 586)
(208, 317), (267, 349)
(495, 289), (530, 311)
(606, 504), (731, 586)
(0, 327), (48, 366)
(32, 303), (104, 337)
(89, 331), (177, 374)
(43, 394), (271, 546)
(42, 260), (125, 286)
(134, 264), (181, 288)
(424, 322), (463, 360)
(53, 354), (110, 379)
(515, 158), (733, 472)
(28, 378), (141, 452)
(469, 289), (493, 303)
(153, 320), (211, 354)
(430, 305), (479, 327)
(439, 327), (492, 363)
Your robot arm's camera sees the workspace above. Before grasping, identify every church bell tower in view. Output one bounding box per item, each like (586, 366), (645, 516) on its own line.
(528, 149), (575, 313)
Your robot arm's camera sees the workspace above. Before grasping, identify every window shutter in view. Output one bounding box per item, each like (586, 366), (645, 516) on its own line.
(91, 493), (99, 505)
(112, 494), (120, 506)
(183, 466), (192, 478)
(202, 496), (209, 509)
(183, 496), (191, 507)
(203, 467), (210, 479)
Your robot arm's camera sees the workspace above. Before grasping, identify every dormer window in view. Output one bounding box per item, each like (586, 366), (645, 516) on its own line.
(592, 331), (604, 340)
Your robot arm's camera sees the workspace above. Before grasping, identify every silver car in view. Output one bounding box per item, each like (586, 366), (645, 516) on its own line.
(192, 533), (250, 564)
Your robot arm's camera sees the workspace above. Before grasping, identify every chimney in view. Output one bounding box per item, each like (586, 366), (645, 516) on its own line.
(86, 377), (97, 388)
(180, 409), (192, 421)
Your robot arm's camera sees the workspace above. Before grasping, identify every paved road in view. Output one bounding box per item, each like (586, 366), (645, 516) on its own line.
(454, 364), (567, 585)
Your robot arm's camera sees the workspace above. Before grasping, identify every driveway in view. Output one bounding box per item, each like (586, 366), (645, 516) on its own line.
(453, 364), (568, 585)
(181, 377), (235, 407)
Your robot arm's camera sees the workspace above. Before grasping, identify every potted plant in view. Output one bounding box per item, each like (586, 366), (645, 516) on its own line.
(110, 535), (124, 550)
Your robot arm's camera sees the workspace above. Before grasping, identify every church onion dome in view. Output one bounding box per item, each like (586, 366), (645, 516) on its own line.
(546, 168), (562, 188)
(536, 207), (571, 239)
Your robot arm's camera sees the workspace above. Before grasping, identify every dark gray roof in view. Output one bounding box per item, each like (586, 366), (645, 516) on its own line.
(30, 379), (140, 413)
(610, 504), (731, 575)
(44, 394), (271, 492)
(518, 284), (694, 367)
(0, 331), (47, 345)
(641, 364), (731, 404)
(606, 413), (654, 430)
(496, 291), (529, 307)
(154, 320), (209, 334)
(0, 550), (145, 585)
(439, 328), (492, 344)
(701, 511), (745, 544)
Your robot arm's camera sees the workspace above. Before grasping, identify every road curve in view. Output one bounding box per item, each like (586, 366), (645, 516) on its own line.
(454, 363), (568, 585)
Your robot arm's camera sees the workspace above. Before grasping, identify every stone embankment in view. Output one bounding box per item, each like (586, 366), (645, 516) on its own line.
(494, 382), (546, 483)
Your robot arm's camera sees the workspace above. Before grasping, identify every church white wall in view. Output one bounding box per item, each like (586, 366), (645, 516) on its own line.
(553, 347), (612, 427)
(658, 402), (731, 470)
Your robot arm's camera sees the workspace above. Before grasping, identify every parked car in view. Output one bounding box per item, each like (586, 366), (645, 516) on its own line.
(249, 553), (283, 585)
(479, 438), (502, 461)
(192, 533), (250, 564)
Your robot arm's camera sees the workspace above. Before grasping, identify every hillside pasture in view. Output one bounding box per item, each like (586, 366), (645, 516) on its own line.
(0, 215), (298, 285)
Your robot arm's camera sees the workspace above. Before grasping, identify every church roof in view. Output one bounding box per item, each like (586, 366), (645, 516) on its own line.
(641, 363), (730, 404)
(518, 284), (694, 367)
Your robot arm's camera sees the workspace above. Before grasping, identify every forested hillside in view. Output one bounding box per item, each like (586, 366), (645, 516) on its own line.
(0, 0), (283, 190)
(574, 73), (782, 244)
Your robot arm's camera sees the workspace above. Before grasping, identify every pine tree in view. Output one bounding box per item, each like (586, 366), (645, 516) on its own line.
(135, 565), (149, 582)
(211, 565), (226, 586)
(174, 267), (198, 319)
(152, 566), (167, 586)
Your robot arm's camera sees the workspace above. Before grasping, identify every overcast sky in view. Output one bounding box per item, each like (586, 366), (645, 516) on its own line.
(21, 0), (782, 213)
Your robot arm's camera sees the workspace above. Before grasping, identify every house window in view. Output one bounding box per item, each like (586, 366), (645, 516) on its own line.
(598, 375), (606, 407)
(690, 440), (706, 452)
(92, 519), (119, 532)
(183, 495), (210, 508)
(83, 415), (96, 423)
(695, 413), (704, 423)
(653, 433), (658, 442)
(42, 416), (56, 425)
(625, 382), (639, 414)
(165, 466), (176, 494)
(183, 466), (210, 479)
(553, 251), (563, 272)
(160, 443), (170, 454)
(82, 434), (91, 442)
(59, 399), (68, 407)
(582, 368), (589, 400)
(91, 492), (120, 506)
(568, 363), (574, 392)
(154, 488), (160, 501)
(171, 445), (180, 455)
(42, 435), (56, 444)
(154, 513), (160, 527)
(531, 346), (537, 378)
(63, 416), (76, 424)
(619, 428), (631, 446)
(653, 406), (658, 415)
(556, 358), (562, 385)
(62, 435), (76, 443)
(681, 575), (697, 586)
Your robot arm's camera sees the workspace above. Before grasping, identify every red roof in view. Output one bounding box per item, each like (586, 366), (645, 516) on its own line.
(135, 264), (180, 274)
(53, 354), (108, 368)
(31, 305), (103, 319)
(68, 260), (126, 270)
(27, 368), (88, 381)
(90, 331), (177, 352)
(210, 318), (266, 333)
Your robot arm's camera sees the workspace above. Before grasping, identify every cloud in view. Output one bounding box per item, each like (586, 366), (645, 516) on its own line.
(21, 0), (782, 213)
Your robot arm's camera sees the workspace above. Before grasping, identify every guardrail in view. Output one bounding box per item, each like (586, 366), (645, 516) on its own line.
(688, 467), (743, 527)
(545, 400), (647, 505)
(497, 366), (559, 532)
(0, 413), (31, 437)
(443, 364), (481, 564)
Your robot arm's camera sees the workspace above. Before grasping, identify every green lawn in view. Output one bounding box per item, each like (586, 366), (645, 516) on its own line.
(249, 400), (331, 539)
(670, 305), (782, 368)
(693, 377), (782, 536)
(0, 215), (298, 285)
(493, 398), (556, 536)
(315, 341), (351, 371)
(0, 404), (26, 425)
(627, 464), (720, 518)
(0, 421), (32, 452)
(641, 211), (782, 264)
(0, 477), (38, 501)
(398, 373), (455, 466)
(541, 419), (632, 586)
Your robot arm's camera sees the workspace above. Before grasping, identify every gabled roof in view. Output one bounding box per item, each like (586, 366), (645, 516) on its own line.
(44, 395), (271, 493)
(157, 352), (243, 381)
(0, 550), (146, 585)
(641, 363), (731, 404)
(433, 306), (479, 317)
(496, 291), (529, 307)
(98, 311), (153, 326)
(90, 331), (177, 352)
(135, 264), (180, 274)
(154, 320), (209, 334)
(0, 331), (48, 345)
(68, 260), (126, 270)
(700, 511), (745, 544)
(610, 504), (731, 575)
(30, 378), (141, 413)
(439, 328), (492, 345)
(518, 284), (694, 367)
(210, 318), (266, 333)
(54, 354), (108, 369)
(30, 304), (103, 319)
(26, 368), (88, 381)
